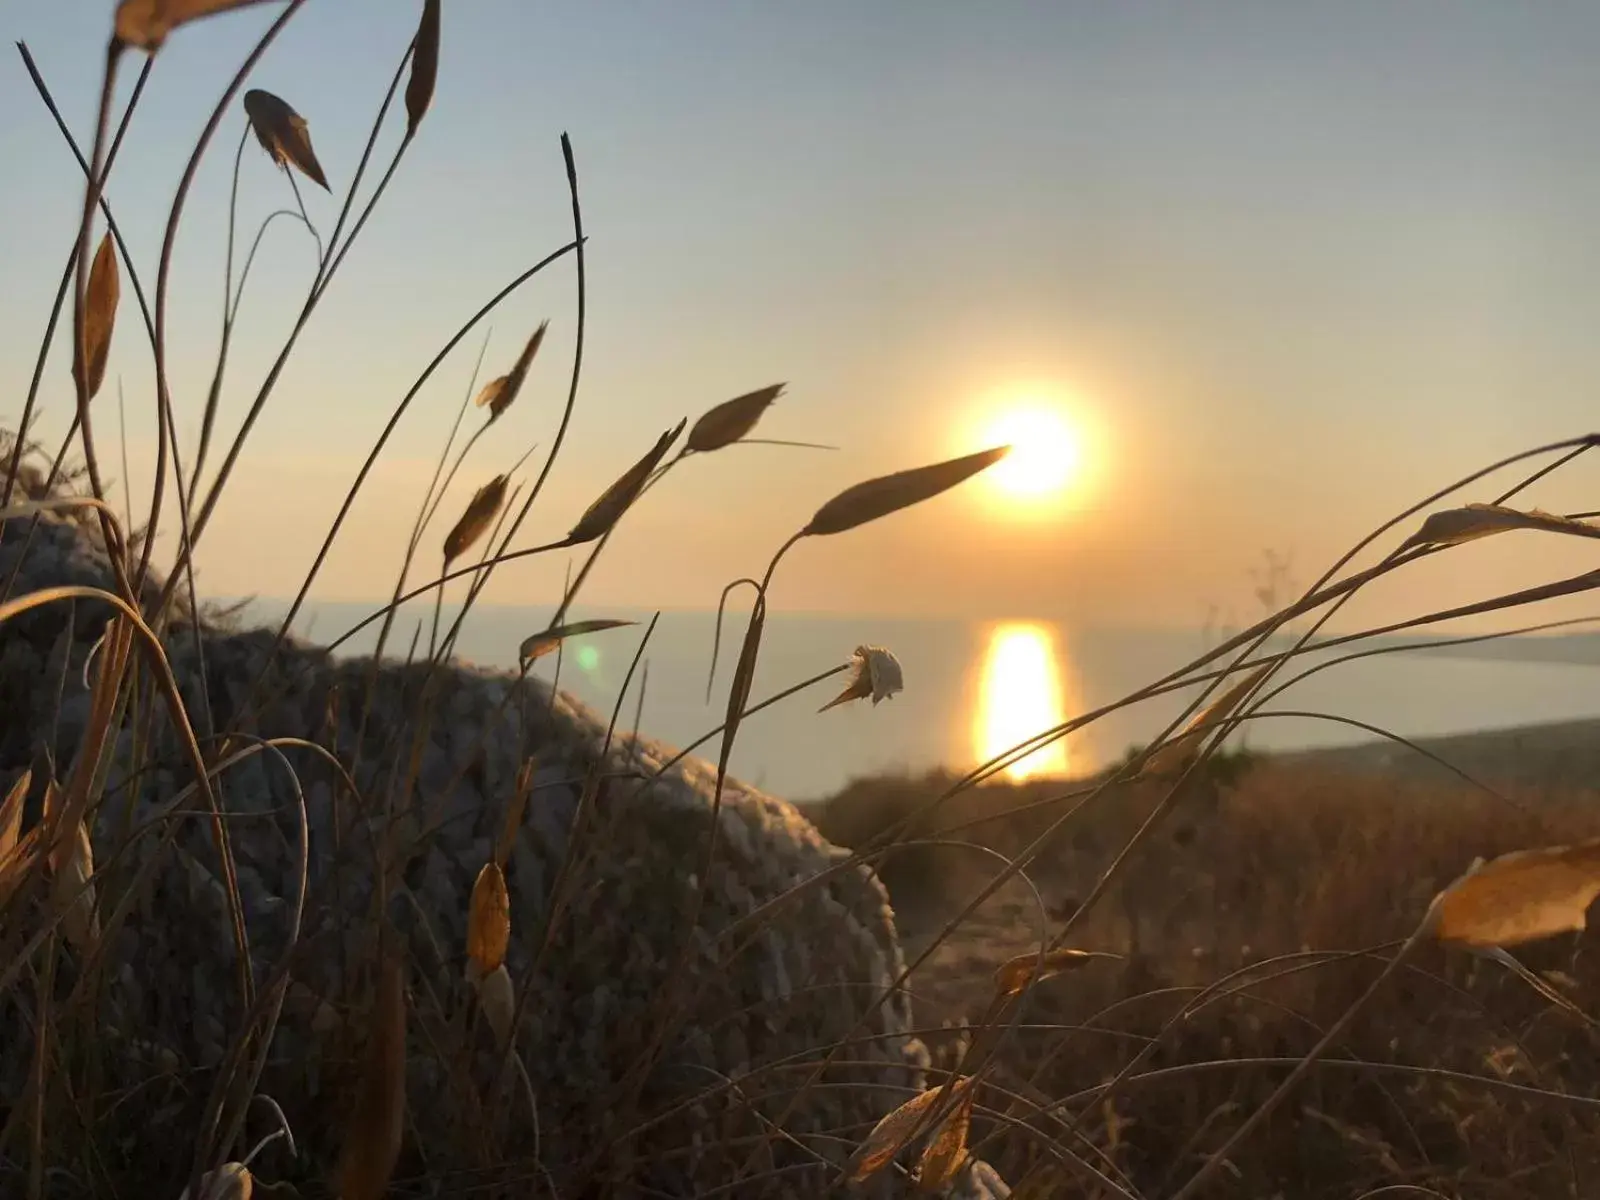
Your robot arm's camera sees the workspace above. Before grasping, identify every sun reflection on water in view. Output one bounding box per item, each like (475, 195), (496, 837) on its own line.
(973, 622), (1072, 781)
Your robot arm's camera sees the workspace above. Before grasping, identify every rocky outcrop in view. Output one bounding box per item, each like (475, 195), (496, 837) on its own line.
(0, 502), (1009, 1197)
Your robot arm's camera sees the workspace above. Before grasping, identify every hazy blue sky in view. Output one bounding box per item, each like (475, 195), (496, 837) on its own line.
(6, 2), (1600, 630)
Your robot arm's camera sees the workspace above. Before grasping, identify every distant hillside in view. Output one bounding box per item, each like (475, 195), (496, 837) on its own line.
(1274, 715), (1600, 793)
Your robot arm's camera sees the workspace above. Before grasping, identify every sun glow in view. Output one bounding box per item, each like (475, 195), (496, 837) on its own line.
(973, 622), (1069, 781)
(980, 404), (1085, 504)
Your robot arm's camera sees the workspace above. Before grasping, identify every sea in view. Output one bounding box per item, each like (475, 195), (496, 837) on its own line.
(226, 598), (1600, 803)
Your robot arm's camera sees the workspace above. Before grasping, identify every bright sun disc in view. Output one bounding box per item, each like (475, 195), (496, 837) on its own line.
(982, 406), (1082, 500)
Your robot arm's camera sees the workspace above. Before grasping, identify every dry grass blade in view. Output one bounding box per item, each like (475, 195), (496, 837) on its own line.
(476, 963), (514, 1049)
(1141, 663), (1272, 778)
(802, 445), (1009, 537)
(404, 0), (441, 137)
(848, 1075), (975, 1183)
(818, 644), (902, 712)
(717, 595), (766, 787)
(992, 948), (1115, 998)
(337, 946), (407, 1200)
(518, 618), (637, 665)
(114, 0), (281, 50)
(1402, 502), (1600, 549)
(76, 231), (120, 402)
(242, 88), (329, 191)
(1434, 838), (1600, 947)
(0, 769), (28, 864)
(55, 820), (100, 951)
(685, 383), (784, 453)
(916, 1086), (976, 1193)
(0, 829), (39, 913)
(467, 861), (510, 975)
(443, 474), (508, 565)
(475, 320), (549, 421)
(566, 419), (686, 545)
(53, 617), (132, 872)
(2, 777), (56, 911)
(494, 758), (534, 869)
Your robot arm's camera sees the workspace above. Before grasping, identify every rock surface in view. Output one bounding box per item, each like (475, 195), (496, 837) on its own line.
(0, 500), (1009, 1198)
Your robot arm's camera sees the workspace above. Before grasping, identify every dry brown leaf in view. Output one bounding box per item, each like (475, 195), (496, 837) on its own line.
(1434, 838), (1600, 947)
(494, 758), (535, 869)
(114, 0), (280, 50)
(992, 948), (1114, 998)
(55, 820), (99, 951)
(474, 321), (548, 422)
(336, 946), (407, 1200)
(467, 861), (510, 974)
(1141, 663), (1272, 779)
(802, 445), (1009, 537)
(916, 1085), (976, 1193)
(686, 383), (784, 453)
(76, 231), (120, 402)
(848, 1075), (976, 1183)
(0, 769), (28, 865)
(403, 0), (441, 138)
(819, 645), (903, 712)
(243, 89), (329, 191)
(566, 420), (686, 545)
(1402, 502), (1600, 550)
(443, 474), (508, 565)
(476, 963), (515, 1049)
(518, 618), (637, 666)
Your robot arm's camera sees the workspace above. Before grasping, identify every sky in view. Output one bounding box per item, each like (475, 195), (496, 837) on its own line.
(7, 2), (1600, 632)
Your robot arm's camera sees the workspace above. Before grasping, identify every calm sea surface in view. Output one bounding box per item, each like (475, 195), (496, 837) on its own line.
(234, 599), (1600, 801)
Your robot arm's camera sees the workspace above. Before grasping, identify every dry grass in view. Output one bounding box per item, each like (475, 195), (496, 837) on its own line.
(811, 757), (1600, 1197)
(12, 4), (1600, 1198)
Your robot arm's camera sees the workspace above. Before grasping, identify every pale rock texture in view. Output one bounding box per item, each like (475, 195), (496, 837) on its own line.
(0, 499), (1008, 1198)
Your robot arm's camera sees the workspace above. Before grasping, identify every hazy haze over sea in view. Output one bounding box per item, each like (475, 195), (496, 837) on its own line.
(229, 599), (1600, 801)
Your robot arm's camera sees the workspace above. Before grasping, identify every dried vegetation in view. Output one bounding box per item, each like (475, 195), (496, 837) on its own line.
(7, 2), (1600, 1197)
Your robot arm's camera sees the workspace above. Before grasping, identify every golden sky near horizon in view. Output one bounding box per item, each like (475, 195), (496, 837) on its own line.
(8, 2), (1600, 635)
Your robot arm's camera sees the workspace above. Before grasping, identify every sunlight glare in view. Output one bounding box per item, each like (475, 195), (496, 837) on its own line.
(974, 622), (1068, 781)
(982, 405), (1083, 501)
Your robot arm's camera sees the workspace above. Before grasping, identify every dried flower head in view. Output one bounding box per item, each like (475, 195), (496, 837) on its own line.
(77, 231), (120, 401)
(566, 419), (685, 544)
(467, 861), (510, 974)
(443, 474), (509, 565)
(243, 88), (330, 191)
(819, 645), (903, 712)
(404, 0), (441, 138)
(474, 321), (549, 422)
(686, 383), (783, 453)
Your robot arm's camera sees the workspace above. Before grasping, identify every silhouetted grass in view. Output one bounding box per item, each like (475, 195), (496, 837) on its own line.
(12, 4), (1600, 1198)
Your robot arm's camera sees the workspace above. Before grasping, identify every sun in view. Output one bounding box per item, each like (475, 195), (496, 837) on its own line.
(980, 404), (1085, 503)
